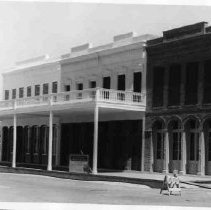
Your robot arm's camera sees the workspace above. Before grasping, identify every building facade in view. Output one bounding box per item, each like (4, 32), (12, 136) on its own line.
(145, 22), (211, 176)
(0, 32), (154, 173)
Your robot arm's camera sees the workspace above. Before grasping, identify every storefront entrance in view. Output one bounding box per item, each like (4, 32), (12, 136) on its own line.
(60, 120), (142, 171)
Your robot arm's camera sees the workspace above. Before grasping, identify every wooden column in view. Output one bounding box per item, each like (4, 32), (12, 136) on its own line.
(180, 130), (187, 175)
(0, 123), (2, 162)
(149, 130), (154, 172)
(141, 116), (145, 172)
(163, 129), (169, 173)
(12, 114), (17, 168)
(197, 128), (205, 175)
(92, 89), (99, 174)
(55, 124), (61, 166)
(47, 110), (53, 171)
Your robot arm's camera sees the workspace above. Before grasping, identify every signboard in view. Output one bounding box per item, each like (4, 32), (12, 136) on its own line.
(69, 154), (89, 173)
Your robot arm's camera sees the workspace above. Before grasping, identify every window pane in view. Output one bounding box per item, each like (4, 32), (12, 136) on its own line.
(43, 83), (49, 95)
(5, 90), (9, 100)
(12, 89), (16, 99)
(52, 81), (58, 93)
(103, 76), (111, 89)
(27, 86), (31, 97)
(35, 85), (40, 96)
(19, 87), (24, 98)
(89, 81), (96, 88)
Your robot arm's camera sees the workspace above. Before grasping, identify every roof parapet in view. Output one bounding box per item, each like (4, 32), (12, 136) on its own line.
(15, 54), (50, 66)
(163, 22), (208, 42)
(71, 43), (92, 53)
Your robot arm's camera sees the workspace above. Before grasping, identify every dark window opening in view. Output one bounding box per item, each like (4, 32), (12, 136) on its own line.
(65, 85), (70, 92)
(133, 72), (142, 93)
(12, 89), (16, 99)
(152, 66), (165, 107)
(172, 132), (181, 160)
(52, 81), (58, 93)
(4, 90), (9, 100)
(203, 60), (211, 104)
(156, 132), (163, 159)
(168, 64), (181, 106)
(89, 81), (96, 88)
(103, 76), (111, 89)
(19, 87), (24, 98)
(117, 74), (125, 91)
(77, 83), (83, 90)
(43, 83), (49, 95)
(117, 74), (125, 100)
(35, 85), (40, 96)
(185, 62), (198, 105)
(27, 86), (31, 97)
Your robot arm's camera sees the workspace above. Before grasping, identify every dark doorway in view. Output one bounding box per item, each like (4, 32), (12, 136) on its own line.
(133, 72), (142, 93)
(118, 74), (125, 91)
(103, 76), (111, 89)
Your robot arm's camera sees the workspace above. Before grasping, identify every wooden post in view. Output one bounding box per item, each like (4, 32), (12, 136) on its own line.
(163, 130), (169, 173)
(92, 89), (99, 174)
(141, 116), (145, 172)
(12, 114), (17, 168)
(47, 110), (53, 171)
(180, 130), (187, 175)
(198, 129), (205, 175)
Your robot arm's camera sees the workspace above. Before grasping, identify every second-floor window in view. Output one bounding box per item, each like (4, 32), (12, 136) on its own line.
(117, 74), (126, 91)
(103, 76), (111, 89)
(12, 89), (16, 99)
(35, 85), (40, 96)
(43, 83), (49, 95)
(27, 86), (31, 97)
(52, 81), (58, 93)
(19, 87), (24, 98)
(89, 81), (96, 88)
(4, 90), (9, 100)
(77, 83), (83, 90)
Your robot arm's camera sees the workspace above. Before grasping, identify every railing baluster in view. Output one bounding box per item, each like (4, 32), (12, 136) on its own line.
(0, 88), (144, 111)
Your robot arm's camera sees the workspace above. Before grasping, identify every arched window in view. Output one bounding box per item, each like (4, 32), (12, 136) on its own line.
(185, 119), (199, 161)
(153, 120), (164, 160)
(169, 120), (181, 161)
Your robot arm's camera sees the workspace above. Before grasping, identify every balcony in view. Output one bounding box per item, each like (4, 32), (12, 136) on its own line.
(0, 88), (146, 117)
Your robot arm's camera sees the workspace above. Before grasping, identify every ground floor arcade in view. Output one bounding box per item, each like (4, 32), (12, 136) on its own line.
(1, 119), (143, 171)
(145, 114), (211, 176)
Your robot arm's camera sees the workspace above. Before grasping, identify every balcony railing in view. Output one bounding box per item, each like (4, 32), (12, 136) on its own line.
(0, 88), (146, 111)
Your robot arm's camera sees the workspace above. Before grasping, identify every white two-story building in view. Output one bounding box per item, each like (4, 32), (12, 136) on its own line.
(0, 32), (154, 174)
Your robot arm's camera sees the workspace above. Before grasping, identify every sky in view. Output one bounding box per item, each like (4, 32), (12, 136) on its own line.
(1, 0), (211, 93)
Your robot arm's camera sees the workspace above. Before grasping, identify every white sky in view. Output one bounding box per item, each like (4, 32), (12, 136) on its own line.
(1, 0), (211, 95)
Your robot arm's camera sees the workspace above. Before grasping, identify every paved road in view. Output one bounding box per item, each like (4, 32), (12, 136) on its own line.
(0, 173), (210, 207)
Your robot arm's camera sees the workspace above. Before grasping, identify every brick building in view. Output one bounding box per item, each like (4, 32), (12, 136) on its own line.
(145, 22), (211, 176)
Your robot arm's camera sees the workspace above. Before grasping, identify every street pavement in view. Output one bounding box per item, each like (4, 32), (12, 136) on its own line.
(0, 172), (210, 207)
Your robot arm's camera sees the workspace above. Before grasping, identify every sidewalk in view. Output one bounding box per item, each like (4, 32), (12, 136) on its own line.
(0, 165), (210, 189)
(98, 171), (211, 189)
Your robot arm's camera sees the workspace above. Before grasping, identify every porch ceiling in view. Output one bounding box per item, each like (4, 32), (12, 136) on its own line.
(0, 101), (145, 120)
